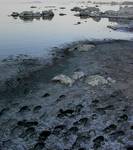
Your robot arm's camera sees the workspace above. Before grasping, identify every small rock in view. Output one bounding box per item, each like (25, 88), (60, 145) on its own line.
(93, 136), (104, 149)
(0, 108), (9, 117)
(85, 75), (108, 86)
(110, 131), (125, 139)
(33, 142), (45, 150)
(42, 10), (54, 17)
(59, 94), (66, 99)
(52, 74), (74, 86)
(75, 22), (81, 25)
(118, 114), (128, 122)
(31, 6), (37, 8)
(72, 71), (85, 80)
(103, 124), (117, 133)
(60, 7), (66, 9)
(69, 126), (79, 134)
(59, 13), (66, 16)
(107, 77), (116, 83)
(71, 7), (82, 12)
(33, 106), (42, 113)
(57, 109), (74, 117)
(17, 120), (38, 127)
(11, 12), (19, 17)
(39, 130), (51, 141)
(42, 93), (50, 97)
(73, 117), (88, 126)
(19, 106), (30, 113)
(53, 125), (66, 134)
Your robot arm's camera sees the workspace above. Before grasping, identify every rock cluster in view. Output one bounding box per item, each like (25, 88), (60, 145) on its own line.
(52, 71), (85, 86)
(71, 6), (101, 17)
(11, 10), (54, 20)
(72, 6), (133, 19)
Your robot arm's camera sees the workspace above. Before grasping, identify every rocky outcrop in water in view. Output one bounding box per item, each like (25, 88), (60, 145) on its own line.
(73, 6), (133, 20)
(11, 10), (54, 20)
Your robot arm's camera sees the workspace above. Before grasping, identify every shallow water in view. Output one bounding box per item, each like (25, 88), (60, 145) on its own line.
(0, 0), (133, 59)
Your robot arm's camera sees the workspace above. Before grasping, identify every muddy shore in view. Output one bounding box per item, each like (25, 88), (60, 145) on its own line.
(0, 40), (133, 150)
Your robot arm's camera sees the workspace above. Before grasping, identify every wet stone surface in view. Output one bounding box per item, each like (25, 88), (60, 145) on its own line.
(0, 40), (133, 150)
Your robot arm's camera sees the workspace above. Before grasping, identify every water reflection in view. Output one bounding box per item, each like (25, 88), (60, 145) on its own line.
(109, 17), (132, 24)
(0, 0), (133, 59)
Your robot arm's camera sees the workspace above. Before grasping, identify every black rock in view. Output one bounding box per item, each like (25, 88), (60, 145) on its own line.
(39, 130), (51, 141)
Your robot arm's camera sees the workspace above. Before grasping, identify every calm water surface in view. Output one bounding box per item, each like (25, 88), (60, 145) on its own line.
(0, 0), (133, 59)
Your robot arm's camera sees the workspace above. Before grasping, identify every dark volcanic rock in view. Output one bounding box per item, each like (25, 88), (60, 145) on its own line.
(39, 130), (51, 141)
(17, 120), (38, 127)
(0, 40), (133, 150)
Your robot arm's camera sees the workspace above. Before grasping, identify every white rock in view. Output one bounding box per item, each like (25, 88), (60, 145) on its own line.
(85, 75), (108, 86)
(107, 77), (116, 84)
(52, 74), (74, 86)
(86, 75), (115, 86)
(72, 71), (85, 80)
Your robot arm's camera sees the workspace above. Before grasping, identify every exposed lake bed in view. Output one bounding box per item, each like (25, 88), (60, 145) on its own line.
(0, 1), (133, 150)
(0, 39), (133, 150)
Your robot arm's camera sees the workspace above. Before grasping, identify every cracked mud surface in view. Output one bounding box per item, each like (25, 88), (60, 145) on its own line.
(0, 40), (133, 150)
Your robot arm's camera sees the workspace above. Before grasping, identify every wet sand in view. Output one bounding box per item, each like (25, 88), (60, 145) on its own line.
(0, 40), (133, 150)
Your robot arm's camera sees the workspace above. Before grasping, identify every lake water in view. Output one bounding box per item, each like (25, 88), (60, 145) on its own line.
(0, 0), (133, 59)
